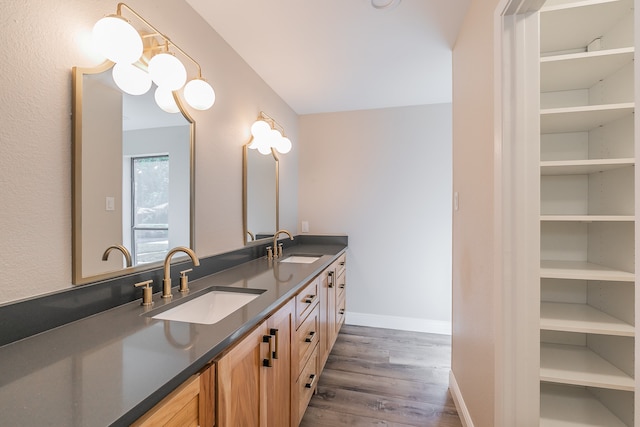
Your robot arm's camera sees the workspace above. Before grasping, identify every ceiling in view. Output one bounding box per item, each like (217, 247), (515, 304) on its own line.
(185, 0), (470, 115)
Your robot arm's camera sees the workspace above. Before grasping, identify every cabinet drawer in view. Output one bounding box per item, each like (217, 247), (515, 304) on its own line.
(295, 304), (319, 374)
(336, 293), (346, 332)
(335, 253), (346, 277)
(296, 346), (319, 424)
(295, 277), (319, 328)
(336, 269), (346, 301)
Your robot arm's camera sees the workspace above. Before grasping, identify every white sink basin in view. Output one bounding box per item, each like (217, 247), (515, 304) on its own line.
(279, 255), (321, 264)
(152, 289), (263, 325)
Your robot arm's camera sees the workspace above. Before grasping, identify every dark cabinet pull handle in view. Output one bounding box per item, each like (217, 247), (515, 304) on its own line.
(305, 331), (316, 343)
(262, 335), (273, 367)
(305, 374), (317, 389)
(339, 309), (345, 315)
(270, 328), (279, 359)
(328, 271), (335, 288)
(304, 294), (317, 304)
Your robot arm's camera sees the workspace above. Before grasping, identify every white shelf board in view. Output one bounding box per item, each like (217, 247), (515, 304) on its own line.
(540, 302), (634, 336)
(540, 158), (635, 175)
(540, 383), (628, 427)
(540, 215), (634, 222)
(540, 260), (635, 281)
(541, 48), (634, 92)
(540, 0), (634, 54)
(540, 342), (635, 391)
(540, 103), (634, 133)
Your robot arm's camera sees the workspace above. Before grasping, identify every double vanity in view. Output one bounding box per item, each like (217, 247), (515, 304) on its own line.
(0, 236), (347, 426)
(1, 17), (349, 425)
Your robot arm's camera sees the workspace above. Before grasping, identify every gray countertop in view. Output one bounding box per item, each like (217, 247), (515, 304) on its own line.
(0, 243), (346, 426)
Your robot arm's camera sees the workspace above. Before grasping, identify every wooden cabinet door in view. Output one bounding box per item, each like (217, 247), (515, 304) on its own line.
(217, 322), (269, 427)
(217, 301), (293, 427)
(318, 267), (329, 369)
(265, 299), (293, 427)
(132, 374), (201, 427)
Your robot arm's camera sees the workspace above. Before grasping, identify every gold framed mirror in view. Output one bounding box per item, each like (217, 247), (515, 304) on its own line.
(243, 144), (279, 245)
(72, 61), (195, 285)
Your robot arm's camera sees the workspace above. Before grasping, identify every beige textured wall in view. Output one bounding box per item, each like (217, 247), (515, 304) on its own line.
(299, 105), (452, 327)
(0, 0), (298, 304)
(451, 0), (501, 425)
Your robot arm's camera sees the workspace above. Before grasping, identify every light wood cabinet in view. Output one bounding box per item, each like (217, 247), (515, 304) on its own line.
(265, 299), (293, 427)
(291, 279), (321, 426)
(134, 252), (346, 427)
(319, 253), (347, 370)
(131, 363), (215, 427)
(216, 299), (293, 427)
(538, 0), (635, 425)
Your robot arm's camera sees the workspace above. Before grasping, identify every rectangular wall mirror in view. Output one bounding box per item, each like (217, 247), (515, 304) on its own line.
(243, 144), (278, 245)
(72, 61), (195, 285)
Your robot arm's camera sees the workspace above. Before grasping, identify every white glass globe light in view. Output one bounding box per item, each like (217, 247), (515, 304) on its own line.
(148, 53), (187, 90)
(267, 129), (282, 149)
(250, 120), (271, 138)
(92, 15), (143, 64)
(274, 136), (292, 154)
(154, 86), (180, 114)
(257, 141), (273, 155)
(248, 136), (260, 150)
(184, 79), (216, 110)
(112, 63), (152, 95)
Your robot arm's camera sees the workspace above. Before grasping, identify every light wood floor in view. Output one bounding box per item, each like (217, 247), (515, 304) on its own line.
(300, 324), (462, 427)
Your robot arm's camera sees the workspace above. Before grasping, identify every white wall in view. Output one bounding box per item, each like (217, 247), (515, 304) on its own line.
(299, 105), (452, 333)
(450, 0), (501, 425)
(0, 0), (298, 304)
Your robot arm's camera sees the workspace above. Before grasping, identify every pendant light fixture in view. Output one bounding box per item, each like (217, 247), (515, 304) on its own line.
(91, 3), (215, 112)
(249, 112), (293, 155)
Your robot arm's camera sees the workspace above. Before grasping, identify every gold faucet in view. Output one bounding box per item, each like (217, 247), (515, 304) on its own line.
(271, 229), (294, 259)
(102, 244), (132, 267)
(162, 247), (200, 299)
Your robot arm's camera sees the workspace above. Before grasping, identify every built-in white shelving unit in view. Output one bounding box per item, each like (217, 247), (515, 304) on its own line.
(539, 0), (635, 425)
(541, 301), (635, 336)
(540, 383), (628, 427)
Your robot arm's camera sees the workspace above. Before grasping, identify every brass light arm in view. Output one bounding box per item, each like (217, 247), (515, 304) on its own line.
(258, 111), (288, 137)
(115, 3), (204, 78)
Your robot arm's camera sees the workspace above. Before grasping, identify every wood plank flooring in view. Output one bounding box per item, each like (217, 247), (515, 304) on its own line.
(300, 325), (462, 427)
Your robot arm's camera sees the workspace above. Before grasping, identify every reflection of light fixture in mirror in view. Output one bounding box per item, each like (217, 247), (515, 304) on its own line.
(154, 86), (180, 114)
(249, 112), (293, 155)
(91, 3), (215, 111)
(112, 62), (152, 95)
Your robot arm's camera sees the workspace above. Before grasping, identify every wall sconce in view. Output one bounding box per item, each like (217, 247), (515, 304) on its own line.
(92, 3), (215, 112)
(249, 112), (292, 155)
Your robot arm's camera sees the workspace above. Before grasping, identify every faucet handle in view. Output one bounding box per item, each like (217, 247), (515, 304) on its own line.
(134, 280), (154, 306)
(266, 246), (274, 260)
(278, 243), (284, 258)
(179, 269), (192, 293)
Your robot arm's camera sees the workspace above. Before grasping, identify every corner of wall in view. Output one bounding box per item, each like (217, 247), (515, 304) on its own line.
(449, 370), (475, 427)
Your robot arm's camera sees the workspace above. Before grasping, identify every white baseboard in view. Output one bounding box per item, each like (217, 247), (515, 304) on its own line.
(449, 370), (474, 427)
(345, 311), (451, 335)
